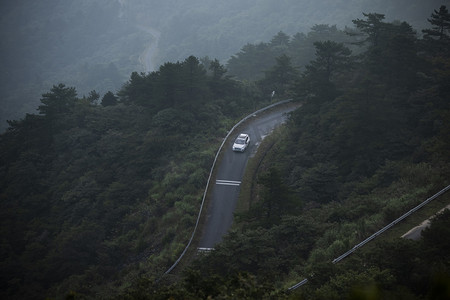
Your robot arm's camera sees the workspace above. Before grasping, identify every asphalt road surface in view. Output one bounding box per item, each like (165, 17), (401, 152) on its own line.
(401, 203), (450, 240)
(198, 105), (298, 249)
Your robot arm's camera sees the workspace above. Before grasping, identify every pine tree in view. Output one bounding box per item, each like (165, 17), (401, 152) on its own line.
(422, 5), (450, 56)
(101, 91), (118, 107)
(260, 54), (298, 96)
(298, 41), (352, 101)
(352, 13), (386, 47)
(38, 83), (77, 117)
(422, 5), (450, 41)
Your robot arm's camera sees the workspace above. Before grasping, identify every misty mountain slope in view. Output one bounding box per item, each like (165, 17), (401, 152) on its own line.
(1, 5), (449, 298)
(0, 0), (145, 131)
(156, 0), (444, 64)
(0, 0), (444, 131)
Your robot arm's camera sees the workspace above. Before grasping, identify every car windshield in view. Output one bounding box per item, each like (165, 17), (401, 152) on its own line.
(235, 138), (245, 145)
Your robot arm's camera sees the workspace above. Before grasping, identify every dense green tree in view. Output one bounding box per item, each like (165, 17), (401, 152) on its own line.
(209, 58), (227, 80)
(101, 91), (118, 107)
(351, 12), (387, 47)
(157, 61), (182, 107)
(257, 167), (294, 224)
(421, 209), (450, 258)
(352, 13), (421, 89)
(297, 163), (339, 203)
(297, 40), (352, 101)
(269, 31), (290, 47)
(207, 58), (229, 97)
(310, 40), (352, 83)
(180, 55), (208, 105)
(420, 5), (450, 101)
(381, 21), (419, 89)
(227, 42), (273, 80)
(259, 54), (298, 96)
(118, 71), (154, 106)
(269, 31), (290, 57)
(4, 113), (47, 152)
(119, 56), (211, 110)
(36, 83), (79, 136)
(422, 5), (450, 42)
(38, 83), (78, 117)
(85, 90), (100, 104)
(288, 32), (309, 68)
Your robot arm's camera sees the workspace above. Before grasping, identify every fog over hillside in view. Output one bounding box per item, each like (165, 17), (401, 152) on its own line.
(0, 0), (445, 131)
(1, 1), (449, 298)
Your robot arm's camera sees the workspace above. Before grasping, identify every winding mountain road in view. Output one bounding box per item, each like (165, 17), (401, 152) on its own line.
(198, 104), (299, 249)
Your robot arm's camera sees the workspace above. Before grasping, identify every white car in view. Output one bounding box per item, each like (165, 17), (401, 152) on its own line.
(232, 133), (250, 152)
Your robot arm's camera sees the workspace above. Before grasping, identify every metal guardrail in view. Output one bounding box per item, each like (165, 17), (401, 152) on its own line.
(288, 184), (450, 291)
(332, 184), (450, 264)
(287, 278), (309, 290)
(162, 99), (293, 276)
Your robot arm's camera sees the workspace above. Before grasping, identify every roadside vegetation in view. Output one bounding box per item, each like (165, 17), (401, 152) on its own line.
(1, 6), (449, 299)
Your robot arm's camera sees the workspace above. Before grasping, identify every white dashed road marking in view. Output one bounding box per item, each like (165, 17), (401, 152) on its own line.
(198, 247), (215, 252)
(216, 179), (241, 186)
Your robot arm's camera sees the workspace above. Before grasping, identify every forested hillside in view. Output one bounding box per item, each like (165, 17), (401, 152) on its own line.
(1, 4), (450, 300)
(0, 56), (265, 299)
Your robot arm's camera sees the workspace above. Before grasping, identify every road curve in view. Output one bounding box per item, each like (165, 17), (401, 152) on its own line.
(162, 101), (299, 275)
(198, 104), (298, 249)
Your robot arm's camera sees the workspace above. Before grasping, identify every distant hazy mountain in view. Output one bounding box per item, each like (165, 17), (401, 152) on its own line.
(0, 0), (443, 131)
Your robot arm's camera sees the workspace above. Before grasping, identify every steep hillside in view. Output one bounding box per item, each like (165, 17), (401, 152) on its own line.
(1, 4), (449, 299)
(0, 57), (264, 299)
